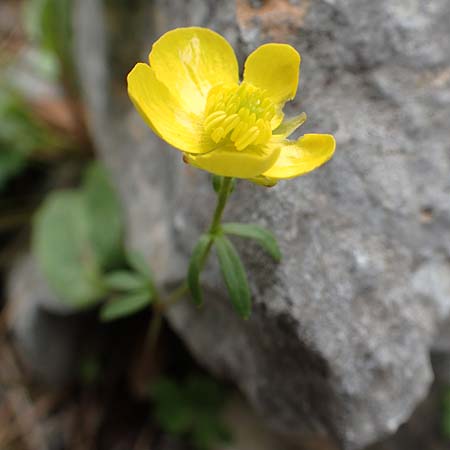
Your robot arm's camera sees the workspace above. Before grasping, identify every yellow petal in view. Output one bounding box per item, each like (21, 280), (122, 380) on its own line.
(149, 27), (239, 116)
(127, 63), (211, 154)
(273, 112), (307, 138)
(243, 44), (300, 106)
(249, 175), (279, 187)
(185, 144), (281, 178)
(270, 107), (284, 131)
(262, 134), (335, 180)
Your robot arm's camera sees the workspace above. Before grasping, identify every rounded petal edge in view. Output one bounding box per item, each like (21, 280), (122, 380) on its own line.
(243, 43), (300, 106)
(127, 62), (210, 154)
(262, 134), (336, 180)
(149, 27), (239, 116)
(185, 144), (281, 179)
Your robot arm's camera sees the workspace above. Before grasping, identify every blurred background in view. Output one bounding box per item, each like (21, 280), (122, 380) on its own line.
(0, 0), (450, 450)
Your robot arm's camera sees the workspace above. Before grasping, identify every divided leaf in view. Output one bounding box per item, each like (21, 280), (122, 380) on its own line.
(187, 234), (212, 306)
(100, 291), (152, 322)
(221, 222), (281, 262)
(214, 235), (251, 319)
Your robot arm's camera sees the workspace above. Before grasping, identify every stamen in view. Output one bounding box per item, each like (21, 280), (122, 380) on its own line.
(231, 122), (246, 143)
(235, 126), (260, 150)
(222, 114), (240, 135)
(204, 111), (226, 132)
(211, 127), (225, 143)
(203, 82), (275, 151)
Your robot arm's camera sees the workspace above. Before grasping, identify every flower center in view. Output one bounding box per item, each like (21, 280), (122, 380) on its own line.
(203, 82), (276, 151)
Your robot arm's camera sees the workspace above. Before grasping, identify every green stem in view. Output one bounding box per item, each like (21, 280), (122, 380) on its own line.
(146, 283), (189, 350)
(146, 176), (235, 351)
(163, 176), (234, 308)
(209, 177), (234, 234)
(164, 281), (189, 307)
(147, 309), (163, 351)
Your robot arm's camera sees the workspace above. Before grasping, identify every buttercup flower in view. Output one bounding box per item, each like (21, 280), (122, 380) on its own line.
(127, 27), (335, 185)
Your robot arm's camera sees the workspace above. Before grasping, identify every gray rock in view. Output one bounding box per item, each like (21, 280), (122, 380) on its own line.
(72, 0), (450, 448)
(6, 254), (82, 385)
(365, 378), (450, 450)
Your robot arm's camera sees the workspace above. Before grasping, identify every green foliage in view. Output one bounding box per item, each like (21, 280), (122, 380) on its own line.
(33, 163), (123, 308)
(100, 291), (153, 322)
(222, 222), (281, 262)
(126, 250), (154, 280)
(189, 177), (282, 319)
(24, 0), (73, 76)
(0, 88), (50, 190)
(0, 151), (26, 191)
(214, 234), (251, 319)
(82, 164), (123, 268)
(100, 256), (156, 321)
(187, 234), (213, 306)
(152, 376), (231, 450)
(33, 191), (105, 307)
(442, 387), (450, 439)
(103, 271), (148, 292)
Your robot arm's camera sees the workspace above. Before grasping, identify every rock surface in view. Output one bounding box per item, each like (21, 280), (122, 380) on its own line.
(366, 377), (450, 450)
(6, 255), (82, 385)
(72, 0), (450, 448)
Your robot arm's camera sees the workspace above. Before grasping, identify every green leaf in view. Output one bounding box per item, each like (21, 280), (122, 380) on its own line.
(33, 191), (105, 308)
(152, 379), (193, 435)
(191, 416), (232, 450)
(186, 376), (232, 450)
(126, 250), (153, 281)
(102, 271), (148, 292)
(221, 222), (281, 262)
(99, 291), (152, 322)
(32, 163), (126, 308)
(24, 0), (73, 75)
(185, 376), (228, 410)
(214, 235), (251, 319)
(152, 376), (231, 449)
(0, 88), (51, 190)
(0, 151), (27, 190)
(187, 234), (212, 306)
(82, 163), (123, 269)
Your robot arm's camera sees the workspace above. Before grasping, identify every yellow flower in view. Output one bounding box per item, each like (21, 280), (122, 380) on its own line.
(127, 27), (335, 185)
